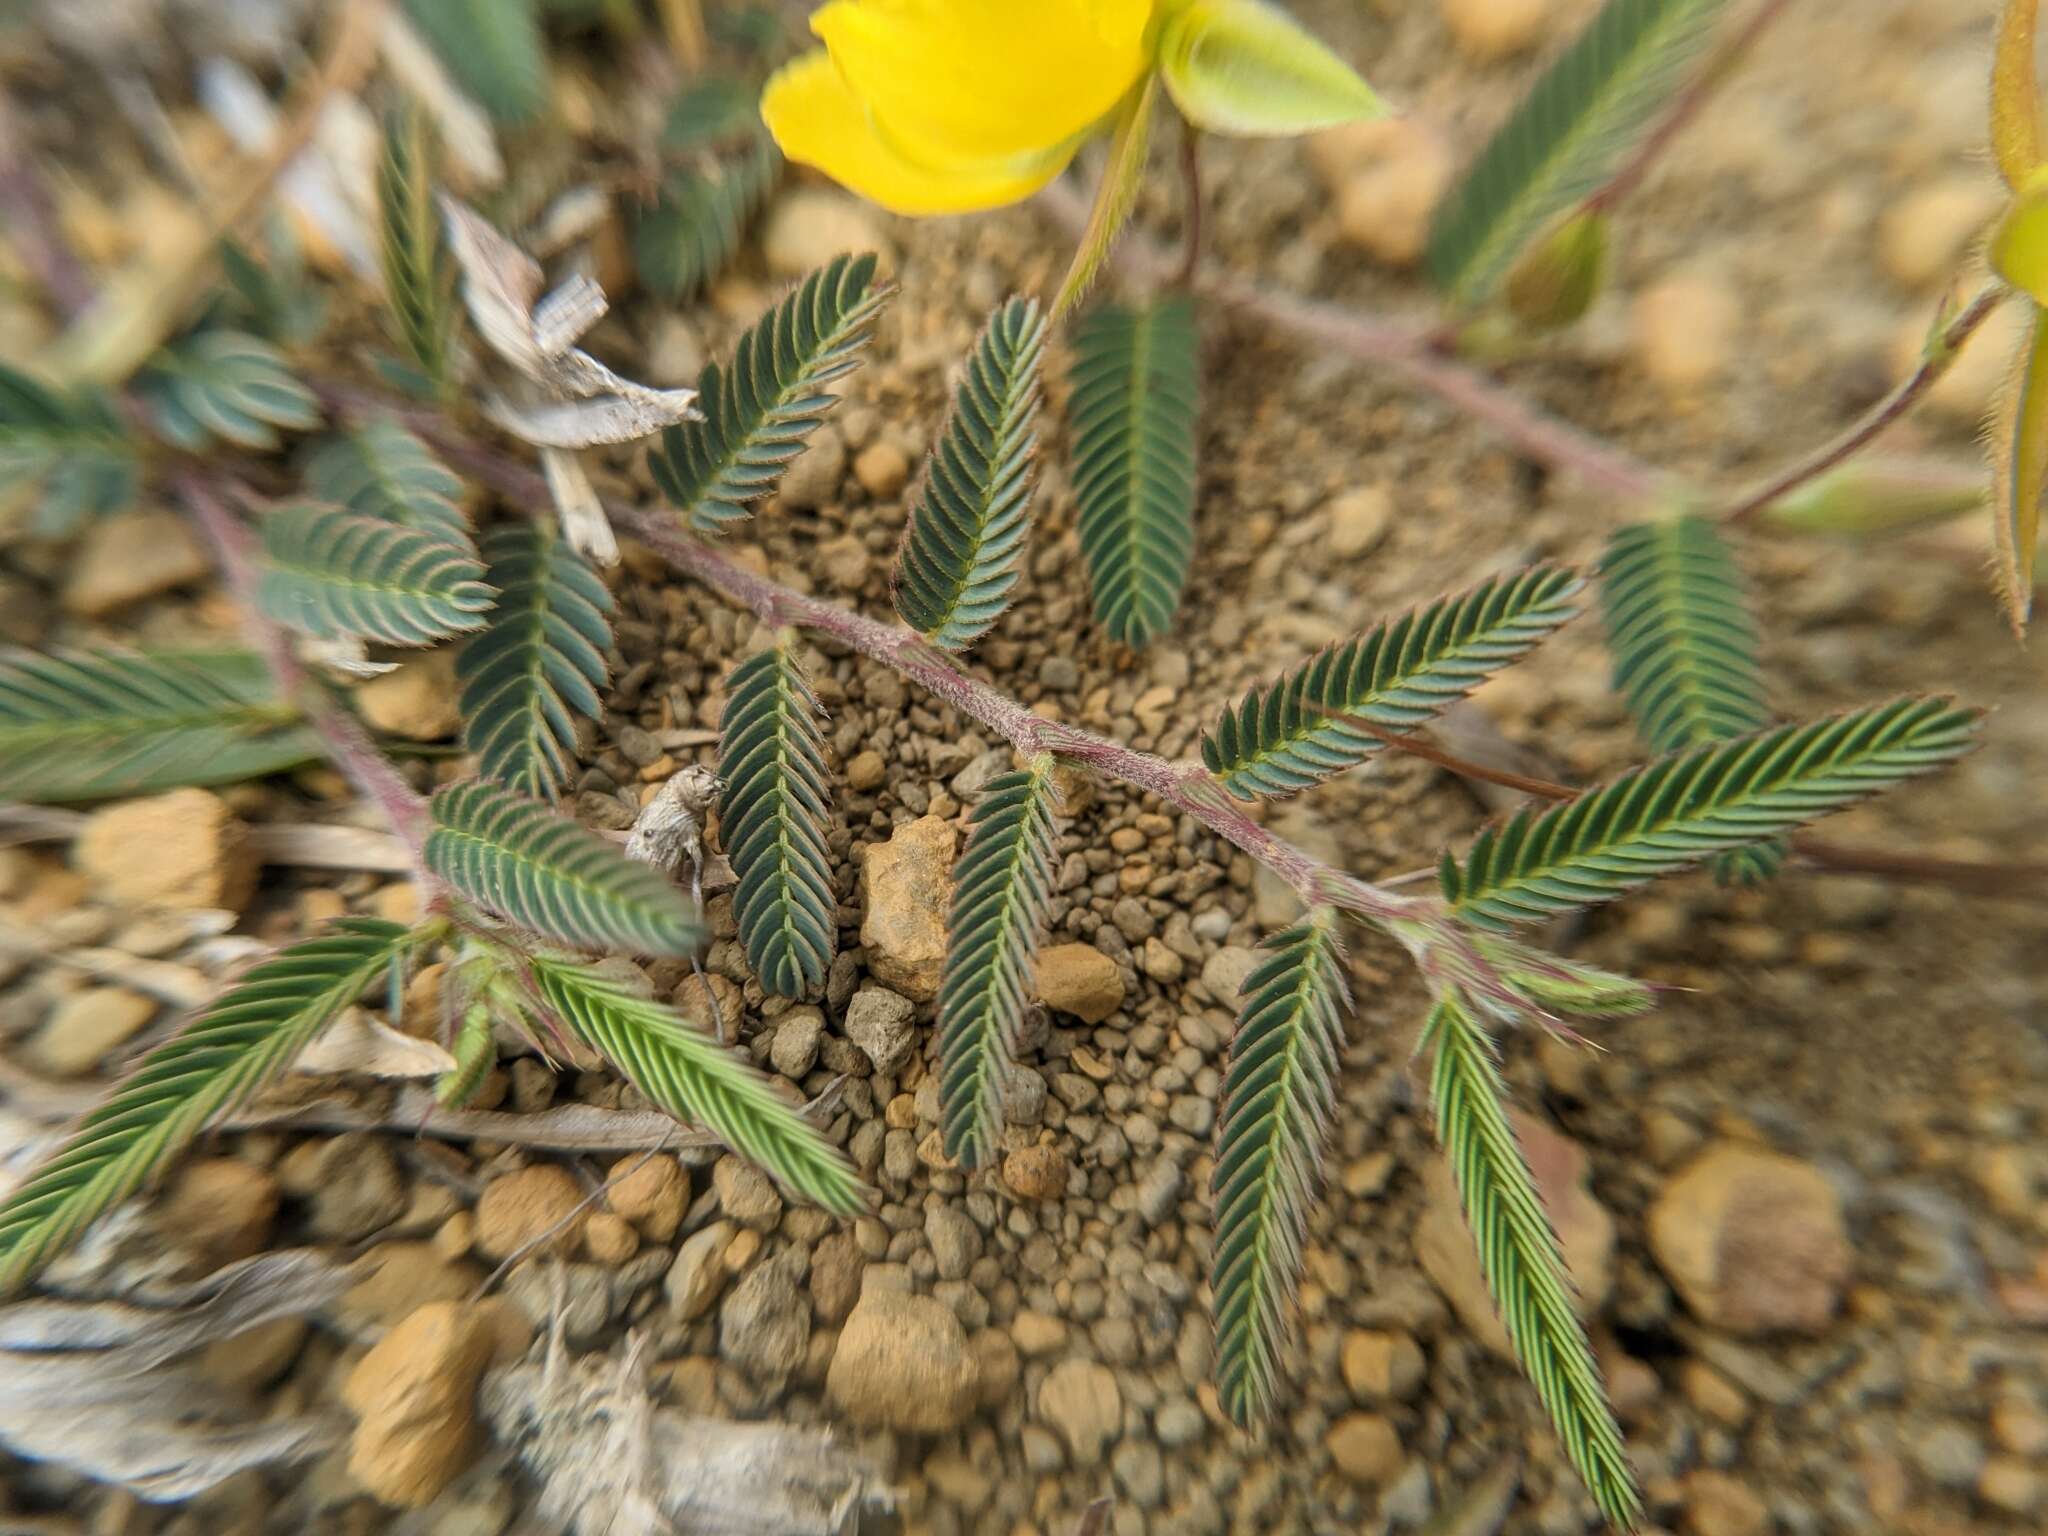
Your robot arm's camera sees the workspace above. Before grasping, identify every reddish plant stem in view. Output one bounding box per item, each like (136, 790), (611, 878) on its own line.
(0, 97), (95, 321)
(176, 472), (432, 858)
(1175, 122), (1203, 292)
(398, 407), (1431, 926)
(1720, 284), (2011, 524)
(1585, 0), (1800, 216)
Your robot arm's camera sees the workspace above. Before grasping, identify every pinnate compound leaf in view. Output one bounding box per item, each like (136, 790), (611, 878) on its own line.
(0, 364), (136, 536)
(649, 253), (886, 532)
(258, 503), (493, 647)
(1156, 0), (1384, 137)
(377, 109), (458, 397)
(1598, 513), (1782, 880)
(457, 525), (615, 800)
(893, 297), (1047, 650)
(427, 780), (703, 955)
(717, 645), (837, 998)
(1202, 565), (1582, 800)
(1069, 297), (1200, 648)
(135, 330), (321, 452)
(0, 919), (413, 1296)
(1989, 304), (2048, 634)
(1993, 0), (2044, 190)
(1440, 697), (1983, 928)
(936, 758), (1062, 1169)
(302, 420), (469, 546)
(633, 140), (781, 303)
(526, 955), (863, 1213)
(0, 648), (320, 803)
(1211, 910), (1350, 1426)
(403, 0), (549, 124)
(1426, 0), (1733, 306)
(1422, 992), (1638, 1529)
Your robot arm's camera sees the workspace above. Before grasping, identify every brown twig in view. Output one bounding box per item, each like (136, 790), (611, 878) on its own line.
(175, 473), (432, 860)
(46, 0), (387, 385)
(1585, 0), (1800, 215)
(1719, 283), (2010, 524)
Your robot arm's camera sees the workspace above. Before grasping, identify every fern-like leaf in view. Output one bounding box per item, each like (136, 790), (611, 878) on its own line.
(662, 76), (762, 150)
(1069, 297), (1200, 647)
(257, 503), (492, 647)
(1422, 991), (1638, 1528)
(0, 364), (136, 536)
(425, 780), (703, 955)
(718, 645), (836, 998)
(1441, 696), (1982, 927)
(0, 648), (321, 803)
(893, 297), (1048, 651)
(1426, 0), (1733, 305)
(403, 0), (549, 124)
(457, 525), (614, 800)
(1211, 909), (1350, 1426)
(633, 141), (780, 303)
(526, 955), (864, 1212)
(648, 253), (886, 532)
(303, 420), (469, 546)
(1203, 565), (1582, 800)
(135, 330), (321, 451)
(377, 109), (457, 397)
(1598, 513), (1782, 882)
(936, 757), (1062, 1168)
(0, 919), (413, 1295)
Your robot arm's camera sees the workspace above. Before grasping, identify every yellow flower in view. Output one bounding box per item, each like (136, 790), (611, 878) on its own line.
(763, 0), (1153, 216)
(762, 0), (1380, 217)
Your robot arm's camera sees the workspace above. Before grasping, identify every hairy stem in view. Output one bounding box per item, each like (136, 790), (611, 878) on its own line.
(1585, 0), (1799, 215)
(1720, 283), (2010, 523)
(177, 472), (431, 858)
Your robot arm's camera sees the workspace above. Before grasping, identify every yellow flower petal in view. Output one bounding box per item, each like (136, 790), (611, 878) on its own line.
(761, 51), (1078, 216)
(811, 0), (1153, 166)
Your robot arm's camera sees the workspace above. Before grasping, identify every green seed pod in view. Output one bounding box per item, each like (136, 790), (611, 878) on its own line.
(1504, 211), (1610, 331)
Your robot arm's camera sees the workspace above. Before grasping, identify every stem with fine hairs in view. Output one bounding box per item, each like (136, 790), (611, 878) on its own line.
(175, 472), (432, 861)
(1719, 283), (2010, 524)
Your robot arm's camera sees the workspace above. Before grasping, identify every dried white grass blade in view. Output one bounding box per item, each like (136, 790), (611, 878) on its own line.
(440, 194), (546, 373)
(532, 273), (608, 357)
(293, 1009), (457, 1079)
(538, 446), (620, 566)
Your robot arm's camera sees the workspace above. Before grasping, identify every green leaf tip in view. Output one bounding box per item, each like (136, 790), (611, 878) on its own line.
(936, 757), (1063, 1170)
(718, 645), (838, 998)
(1211, 908), (1351, 1427)
(1423, 992), (1639, 1529)
(1441, 696), (1983, 928)
(1202, 565), (1583, 800)
(425, 779), (704, 956)
(649, 252), (888, 532)
(894, 296), (1048, 650)
(1069, 296), (1201, 648)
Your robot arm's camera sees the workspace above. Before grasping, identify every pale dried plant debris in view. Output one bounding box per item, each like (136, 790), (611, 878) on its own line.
(375, 5), (504, 187)
(482, 1326), (895, 1536)
(292, 1007), (458, 1079)
(0, 1250), (349, 1500)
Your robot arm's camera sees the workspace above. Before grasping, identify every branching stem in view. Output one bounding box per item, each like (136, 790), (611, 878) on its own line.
(1720, 283), (2011, 524)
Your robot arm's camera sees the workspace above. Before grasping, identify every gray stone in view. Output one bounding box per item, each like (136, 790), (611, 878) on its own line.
(1037, 1358), (1122, 1466)
(1113, 1440), (1165, 1509)
(712, 1155), (783, 1231)
(666, 1219), (736, 1320)
(720, 1248), (809, 1388)
(925, 1204), (980, 1281)
(770, 1007), (824, 1078)
(844, 986), (918, 1076)
(504, 1260), (613, 1346)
